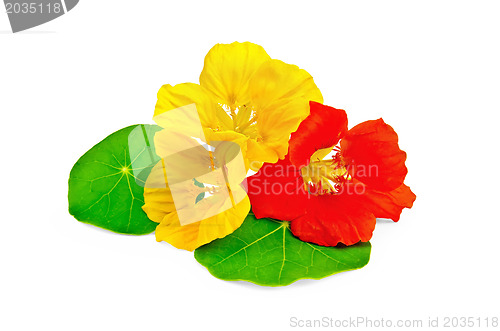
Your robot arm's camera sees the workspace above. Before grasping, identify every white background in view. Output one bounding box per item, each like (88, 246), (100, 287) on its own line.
(1, 1), (499, 330)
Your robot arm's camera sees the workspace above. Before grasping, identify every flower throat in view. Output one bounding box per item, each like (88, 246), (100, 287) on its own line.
(300, 147), (351, 195)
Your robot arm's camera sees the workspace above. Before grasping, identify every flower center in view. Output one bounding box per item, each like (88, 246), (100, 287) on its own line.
(191, 178), (220, 204)
(300, 147), (351, 195)
(218, 103), (259, 139)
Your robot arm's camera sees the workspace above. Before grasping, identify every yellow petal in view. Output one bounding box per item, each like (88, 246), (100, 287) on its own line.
(154, 83), (218, 129)
(199, 42), (271, 108)
(154, 196), (250, 251)
(142, 188), (175, 223)
(204, 128), (250, 171)
(246, 138), (278, 168)
(249, 59), (323, 160)
(154, 124), (210, 167)
(142, 160), (175, 223)
(143, 160), (250, 251)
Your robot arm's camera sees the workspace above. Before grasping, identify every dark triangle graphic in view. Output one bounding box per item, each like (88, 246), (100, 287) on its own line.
(65, 0), (79, 11)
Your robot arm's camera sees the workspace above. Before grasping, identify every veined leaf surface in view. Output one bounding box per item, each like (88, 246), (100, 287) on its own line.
(195, 213), (371, 286)
(68, 124), (161, 234)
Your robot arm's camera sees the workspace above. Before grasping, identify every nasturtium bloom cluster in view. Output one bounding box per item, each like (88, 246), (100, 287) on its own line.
(69, 41), (415, 285)
(142, 41), (415, 252)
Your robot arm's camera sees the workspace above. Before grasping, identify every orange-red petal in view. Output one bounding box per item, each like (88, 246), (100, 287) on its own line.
(341, 119), (408, 191)
(247, 157), (307, 221)
(289, 101), (348, 169)
(362, 183), (416, 222)
(290, 193), (376, 247)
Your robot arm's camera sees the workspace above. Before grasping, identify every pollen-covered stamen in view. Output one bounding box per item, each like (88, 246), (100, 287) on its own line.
(218, 103), (258, 137)
(300, 150), (351, 195)
(237, 113), (258, 132)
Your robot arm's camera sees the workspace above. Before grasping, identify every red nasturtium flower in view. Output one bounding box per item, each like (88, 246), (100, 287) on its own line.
(247, 101), (416, 246)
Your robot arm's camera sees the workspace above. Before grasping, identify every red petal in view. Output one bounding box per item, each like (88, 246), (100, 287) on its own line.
(290, 194), (376, 247)
(341, 119), (408, 191)
(363, 183), (416, 222)
(289, 101), (348, 169)
(247, 157), (308, 221)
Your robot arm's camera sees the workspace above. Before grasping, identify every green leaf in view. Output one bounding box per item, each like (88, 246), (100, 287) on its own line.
(194, 213), (371, 286)
(68, 124), (162, 235)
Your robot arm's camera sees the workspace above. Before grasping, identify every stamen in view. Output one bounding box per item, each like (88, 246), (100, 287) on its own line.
(220, 103), (233, 117)
(300, 151), (350, 195)
(237, 114), (258, 132)
(216, 103), (257, 135)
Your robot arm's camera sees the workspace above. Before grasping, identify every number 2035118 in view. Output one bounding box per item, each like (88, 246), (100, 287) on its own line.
(5, 2), (62, 14)
(443, 317), (498, 328)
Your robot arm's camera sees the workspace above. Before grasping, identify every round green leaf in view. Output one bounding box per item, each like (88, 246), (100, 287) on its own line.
(68, 124), (161, 235)
(195, 213), (371, 286)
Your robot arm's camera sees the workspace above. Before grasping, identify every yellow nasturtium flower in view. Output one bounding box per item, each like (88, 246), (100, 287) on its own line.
(155, 41), (323, 169)
(142, 42), (323, 251)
